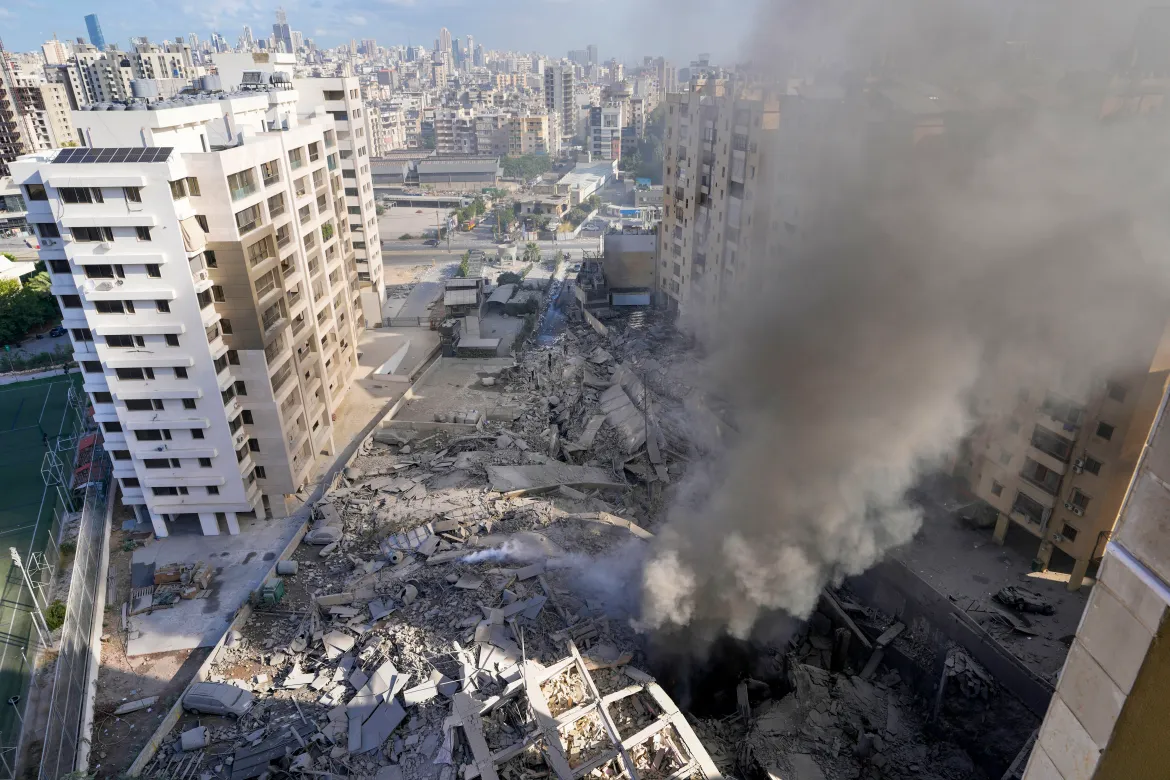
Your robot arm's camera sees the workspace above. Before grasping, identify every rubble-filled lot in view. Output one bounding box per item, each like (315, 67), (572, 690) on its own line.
(132, 310), (1035, 780)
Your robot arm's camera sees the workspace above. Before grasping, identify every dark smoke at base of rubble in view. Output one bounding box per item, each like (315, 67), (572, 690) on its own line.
(636, 2), (1170, 642)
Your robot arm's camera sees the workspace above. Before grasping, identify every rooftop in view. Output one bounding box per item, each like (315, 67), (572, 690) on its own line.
(52, 146), (173, 164)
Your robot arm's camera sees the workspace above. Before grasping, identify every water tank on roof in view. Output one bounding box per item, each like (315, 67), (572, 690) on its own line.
(131, 79), (160, 99)
(271, 71), (291, 85)
(201, 74), (222, 92)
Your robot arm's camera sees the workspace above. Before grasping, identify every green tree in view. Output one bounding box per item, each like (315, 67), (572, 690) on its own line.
(497, 271), (524, 285)
(523, 242), (541, 264)
(501, 154), (553, 181)
(565, 208), (588, 227)
(457, 251), (471, 277)
(472, 196), (486, 216)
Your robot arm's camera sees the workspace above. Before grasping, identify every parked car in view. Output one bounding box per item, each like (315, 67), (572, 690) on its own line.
(182, 682), (255, 717)
(993, 585), (1055, 616)
(48, 326), (66, 337)
(424, 238), (440, 246)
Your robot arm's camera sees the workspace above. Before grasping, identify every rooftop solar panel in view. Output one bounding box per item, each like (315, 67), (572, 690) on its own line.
(52, 147), (173, 164)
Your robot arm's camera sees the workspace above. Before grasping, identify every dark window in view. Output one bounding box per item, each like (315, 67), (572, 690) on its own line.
(207, 485), (220, 495)
(71, 226), (114, 242)
(153, 486), (178, 496)
(221, 319), (233, 335)
(212, 285), (226, 302)
(135, 429), (170, 441)
(1031, 425), (1074, 462)
(165, 334), (180, 347)
(199, 457), (212, 468)
(253, 466), (267, 479)
(195, 215), (209, 232)
(1071, 489), (1091, 510)
(105, 335), (134, 347)
(227, 350), (239, 365)
(991, 481), (1004, 497)
(185, 177), (201, 196)
(135, 226), (152, 241)
(92, 391), (112, 403)
(182, 398), (197, 410)
(124, 186), (142, 202)
(35, 222), (60, 238)
(125, 399), (154, 411)
(24, 184), (47, 201)
(102, 421), (122, 433)
(174, 367), (188, 379)
(1083, 456), (1103, 476)
(1021, 457), (1062, 495)
(94, 300), (125, 313)
(156, 300), (170, 313)
(1107, 382), (1128, 403)
(1011, 490), (1046, 524)
(61, 295), (81, 308)
(1096, 422), (1115, 441)
(1041, 394), (1085, 428)
(72, 328), (93, 341)
(204, 250), (217, 268)
(248, 438), (260, 452)
(48, 260), (70, 273)
(242, 410), (254, 424)
(85, 264), (116, 279)
(115, 367), (145, 380)
(169, 180), (187, 199)
(1061, 523), (1079, 542)
(111, 449), (131, 460)
(235, 381), (247, 396)
(191, 428), (204, 439)
(123, 478), (140, 488)
(126, 300), (135, 313)
(146, 263), (161, 277)
(144, 458), (171, 468)
(60, 187), (102, 203)
(81, 361), (102, 373)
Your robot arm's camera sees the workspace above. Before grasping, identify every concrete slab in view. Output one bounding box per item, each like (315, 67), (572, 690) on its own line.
(486, 464), (624, 494)
(397, 281), (443, 319)
(126, 515), (302, 656)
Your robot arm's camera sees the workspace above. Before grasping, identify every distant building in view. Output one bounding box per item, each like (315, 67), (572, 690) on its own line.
(544, 64), (575, 142)
(85, 13), (107, 51)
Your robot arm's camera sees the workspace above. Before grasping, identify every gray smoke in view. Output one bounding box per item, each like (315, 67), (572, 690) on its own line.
(637, 0), (1170, 639)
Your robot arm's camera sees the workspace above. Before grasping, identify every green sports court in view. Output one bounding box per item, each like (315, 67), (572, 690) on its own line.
(0, 373), (84, 744)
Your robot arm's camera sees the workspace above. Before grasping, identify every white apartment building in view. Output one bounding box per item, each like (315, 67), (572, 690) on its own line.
(588, 103), (624, 161)
(544, 64), (575, 142)
(10, 85), (365, 538)
(213, 54), (384, 325)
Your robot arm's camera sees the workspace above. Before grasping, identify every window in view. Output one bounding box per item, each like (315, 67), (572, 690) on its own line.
(144, 263), (162, 279)
(185, 177), (201, 196)
(144, 458), (171, 468)
(199, 457), (212, 468)
(136, 226), (152, 241)
(1030, 425), (1074, 462)
(153, 487), (180, 496)
(207, 485), (220, 495)
(24, 184), (47, 201)
(1061, 523), (1079, 542)
(253, 466), (267, 480)
(221, 319), (234, 335)
(174, 367), (188, 378)
(84, 264), (120, 279)
(36, 222), (61, 239)
(102, 421), (122, 433)
(1070, 489), (1091, 511)
(170, 179), (188, 199)
(165, 334), (180, 347)
(124, 186), (142, 202)
(80, 360), (101, 373)
(212, 285), (226, 302)
(1011, 490), (1046, 524)
(123, 478), (140, 488)
(991, 481), (1004, 497)
(235, 203), (262, 234)
(1021, 457), (1061, 495)
(72, 226), (114, 242)
(235, 380), (248, 396)
(242, 410), (254, 424)
(95, 300), (126, 313)
(248, 438), (260, 452)
(227, 350), (239, 365)
(191, 427), (204, 439)
(1106, 382), (1128, 403)
(104, 335), (136, 347)
(61, 295), (81, 308)
(111, 449), (130, 460)
(116, 367), (154, 380)
(195, 215), (210, 232)
(48, 259), (70, 274)
(125, 399), (158, 411)
(1083, 456), (1103, 476)
(60, 187), (102, 203)
(227, 169), (255, 200)
(204, 250), (218, 268)
(183, 398), (197, 410)
(135, 429), (171, 441)
(1096, 422), (1115, 441)
(92, 391), (112, 403)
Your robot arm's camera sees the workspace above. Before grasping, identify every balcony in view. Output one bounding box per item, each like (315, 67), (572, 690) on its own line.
(264, 334), (288, 365)
(1020, 457), (1062, 497)
(231, 181), (258, 201)
(271, 361), (293, 395)
(291, 313), (308, 336)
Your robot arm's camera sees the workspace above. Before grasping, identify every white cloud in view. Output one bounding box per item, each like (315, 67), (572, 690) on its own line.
(0, 8), (14, 18)
(347, 14), (368, 25)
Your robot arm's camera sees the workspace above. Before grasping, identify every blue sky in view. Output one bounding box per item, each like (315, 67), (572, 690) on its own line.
(2, 0), (757, 64)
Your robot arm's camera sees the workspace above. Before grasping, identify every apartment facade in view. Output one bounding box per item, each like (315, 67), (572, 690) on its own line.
(588, 103), (624, 161)
(509, 113), (560, 157)
(544, 64), (575, 142)
(1021, 370), (1170, 779)
(10, 87), (364, 538)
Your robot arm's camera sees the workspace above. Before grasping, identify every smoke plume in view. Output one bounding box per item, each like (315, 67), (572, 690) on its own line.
(638, 0), (1170, 639)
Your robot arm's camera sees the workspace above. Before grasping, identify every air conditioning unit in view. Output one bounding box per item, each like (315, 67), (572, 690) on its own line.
(98, 241), (112, 250)
(196, 270), (209, 282)
(94, 280), (114, 291)
(1072, 459), (1084, 474)
(41, 238), (57, 247)
(1051, 533), (1065, 543)
(233, 430), (247, 448)
(1063, 502), (1076, 512)
(1072, 506), (1085, 516)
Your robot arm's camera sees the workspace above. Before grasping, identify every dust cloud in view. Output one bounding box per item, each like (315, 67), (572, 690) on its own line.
(636, 0), (1170, 639)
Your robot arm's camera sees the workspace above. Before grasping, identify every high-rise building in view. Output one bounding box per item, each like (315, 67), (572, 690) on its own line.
(587, 44), (598, 65)
(474, 44), (484, 68)
(84, 13), (107, 51)
(439, 27), (452, 55)
(466, 36), (475, 65)
(243, 26), (254, 49)
(291, 31), (303, 53)
(272, 7), (293, 55)
(42, 38), (70, 66)
(361, 39), (377, 57)
(588, 103), (624, 161)
(10, 84), (367, 534)
(544, 63), (575, 142)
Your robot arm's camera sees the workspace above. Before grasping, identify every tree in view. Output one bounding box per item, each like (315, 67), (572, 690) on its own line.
(0, 275), (59, 346)
(457, 251), (471, 278)
(565, 207), (588, 227)
(501, 154), (552, 181)
(497, 271), (524, 285)
(375, 203), (385, 216)
(523, 242), (541, 264)
(471, 196), (486, 216)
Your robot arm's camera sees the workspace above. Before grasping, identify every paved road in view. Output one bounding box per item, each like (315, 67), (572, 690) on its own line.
(383, 236), (604, 253)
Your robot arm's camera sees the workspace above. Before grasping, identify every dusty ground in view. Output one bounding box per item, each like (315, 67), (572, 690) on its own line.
(89, 522), (210, 777)
(896, 478), (1090, 681)
(378, 208), (456, 240)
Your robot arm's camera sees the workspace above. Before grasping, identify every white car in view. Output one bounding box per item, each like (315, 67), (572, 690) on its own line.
(183, 682), (255, 717)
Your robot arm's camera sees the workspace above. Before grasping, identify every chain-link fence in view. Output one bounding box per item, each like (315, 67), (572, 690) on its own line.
(37, 446), (111, 780)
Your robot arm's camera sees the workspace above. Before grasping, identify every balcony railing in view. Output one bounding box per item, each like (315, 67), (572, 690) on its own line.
(231, 182), (258, 201)
(271, 362), (293, 394)
(289, 156), (304, 170)
(291, 314), (307, 336)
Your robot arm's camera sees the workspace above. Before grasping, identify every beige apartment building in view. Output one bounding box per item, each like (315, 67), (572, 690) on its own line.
(508, 112), (561, 156)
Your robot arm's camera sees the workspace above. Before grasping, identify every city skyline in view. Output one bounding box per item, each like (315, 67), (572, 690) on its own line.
(0, 0), (755, 63)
